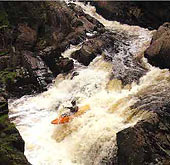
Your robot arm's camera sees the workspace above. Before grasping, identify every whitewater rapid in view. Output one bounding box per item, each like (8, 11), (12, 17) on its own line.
(8, 2), (162, 165)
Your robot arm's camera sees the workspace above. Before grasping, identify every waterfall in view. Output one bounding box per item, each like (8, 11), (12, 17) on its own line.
(8, 2), (167, 165)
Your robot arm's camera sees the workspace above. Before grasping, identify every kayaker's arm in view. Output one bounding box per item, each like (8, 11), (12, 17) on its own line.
(66, 106), (78, 113)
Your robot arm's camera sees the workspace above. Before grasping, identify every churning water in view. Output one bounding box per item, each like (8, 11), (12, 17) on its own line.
(8, 2), (166, 165)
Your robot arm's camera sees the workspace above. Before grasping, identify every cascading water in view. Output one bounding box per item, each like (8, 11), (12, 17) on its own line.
(8, 2), (165, 165)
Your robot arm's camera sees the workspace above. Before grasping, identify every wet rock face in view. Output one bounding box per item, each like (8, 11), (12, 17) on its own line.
(72, 30), (147, 85)
(16, 24), (37, 50)
(117, 113), (170, 165)
(117, 74), (170, 165)
(56, 57), (74, 73)
(102, 32), (147, 85)
(145, 22), (170, 69)
(91, 1), (170, 29)
(0, 95), (30, 165)
(131, 79), (170, 115)
(71, 38), (102, 66)
(22, 51), (53, 90)
(0, 1), (105, 97)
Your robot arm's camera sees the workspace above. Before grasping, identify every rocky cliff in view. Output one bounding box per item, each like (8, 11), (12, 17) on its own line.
(0, 94), (30, 165)
(145, 22), (170, 69)
(92, 1), (170, 29)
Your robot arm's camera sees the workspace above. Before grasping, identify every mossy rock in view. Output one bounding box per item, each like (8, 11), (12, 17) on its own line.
(0, 50), (9, 56)
(0, 115), (30, 165)
(0, 114), (8, 126)
(0, 102), (8, 115)
(0, 70), (17, 87)
(0, 144), (29, 165)
(0, 115), (15, 132)
(0, 8), (9, 28)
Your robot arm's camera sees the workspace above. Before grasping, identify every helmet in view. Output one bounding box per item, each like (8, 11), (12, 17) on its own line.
(71, 100), (76, 106)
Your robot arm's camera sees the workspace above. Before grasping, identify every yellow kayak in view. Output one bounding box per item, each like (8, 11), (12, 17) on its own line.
(51, 105), (90, 125)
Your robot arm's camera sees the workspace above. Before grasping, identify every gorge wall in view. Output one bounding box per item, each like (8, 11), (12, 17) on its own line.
(91, 1), (170, 29)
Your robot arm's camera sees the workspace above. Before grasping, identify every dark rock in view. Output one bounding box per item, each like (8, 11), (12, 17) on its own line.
(0, 96), (30, 165)
(71, 18), (83, 28)
(0, 95), (8, 115)
(39, 46), (60, 59)
(71, 32), (104, 66)
(51, 57), (74, 76)
(0, 68), (42, 98)
(0, 69), (17, 94)
(0, 115), (30, 165)
(0, 56), (10, 70)
(22, 50), (53, 90)
(9, 51), (22, 69)
(91, 1), (170, 29)
(16, 24), (37, 50)
(0, 1), (106, 97)
(145, 22), (170, 69)
(152, 22), (170, 41)
(117, 76), (170, 164)
(117, 124), (146, 165)
(71, 43), (98, 66)
(117, 113), (170, 165)
(72, 30), (147, 85)
(59, 58), (74, 73)
(79, 16), (95, 31)
(46, 2), (73, 45)
(22, 51), (42, 70)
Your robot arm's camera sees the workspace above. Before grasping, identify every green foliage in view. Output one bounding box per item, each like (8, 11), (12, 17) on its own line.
(0, 102), (7, 110)
(0, 114), (8, 123)
(0, 70), (17, 85)
(0, 10), (9, 28)
(0, 114), (24, 165)
(0, 51), (8, 56)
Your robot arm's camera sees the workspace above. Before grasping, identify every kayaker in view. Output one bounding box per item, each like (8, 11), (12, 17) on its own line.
(67, 100), (78, 113)
(61, 100), (78, 117)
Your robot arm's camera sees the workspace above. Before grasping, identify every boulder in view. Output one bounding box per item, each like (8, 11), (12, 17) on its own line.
(152, 22), (170, 41)
(116, 76), (170, 165)
(16, 24), (37, 50)
(49, 57), (74, 76)
(71, 43), (97, 66)
(58, 58), (74, 73)
(91, 1), (170, 29)
(144, 22), (170, 69)
(39, 46), (60, 59)
(72, 30), (147, 85)
(117, 113), (170, 165)
(22, 51), (53, 90)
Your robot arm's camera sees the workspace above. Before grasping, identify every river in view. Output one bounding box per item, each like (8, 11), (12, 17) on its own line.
(8, 2), (168, 165)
